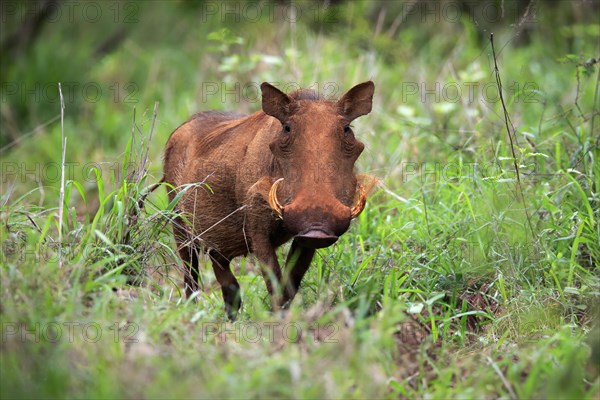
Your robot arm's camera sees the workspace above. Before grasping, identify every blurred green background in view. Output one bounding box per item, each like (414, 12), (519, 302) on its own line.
(2, 0), (597, 193)
(1, 1), (599, 398)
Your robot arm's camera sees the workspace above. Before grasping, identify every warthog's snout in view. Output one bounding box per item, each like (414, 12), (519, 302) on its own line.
(268, 178), (367, 249)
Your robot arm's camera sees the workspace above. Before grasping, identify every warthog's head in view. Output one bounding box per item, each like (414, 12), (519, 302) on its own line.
(261, 81), (375, 249)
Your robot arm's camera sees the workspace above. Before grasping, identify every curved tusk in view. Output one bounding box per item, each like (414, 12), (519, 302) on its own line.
(268, 178), (285, 219)
(350, 183), (367, 219)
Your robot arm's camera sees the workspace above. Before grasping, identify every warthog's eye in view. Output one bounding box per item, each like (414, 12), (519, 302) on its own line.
(342, 125), (356, 155)
(274, 124), (292, 155)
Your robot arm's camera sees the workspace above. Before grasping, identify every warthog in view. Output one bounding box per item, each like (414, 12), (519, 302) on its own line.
(163, 81), (375, 318)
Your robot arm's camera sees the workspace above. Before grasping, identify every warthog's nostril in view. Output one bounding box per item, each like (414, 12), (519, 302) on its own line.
(294, 229), (339, 249)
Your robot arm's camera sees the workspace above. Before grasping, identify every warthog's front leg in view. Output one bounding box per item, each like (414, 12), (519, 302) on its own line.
(208, 250), (241, 320)
(251, 233), (285, 310)
(281, 240), (315, 308)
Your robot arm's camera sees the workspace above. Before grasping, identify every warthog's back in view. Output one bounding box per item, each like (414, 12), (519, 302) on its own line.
(163, 110), (275, 257)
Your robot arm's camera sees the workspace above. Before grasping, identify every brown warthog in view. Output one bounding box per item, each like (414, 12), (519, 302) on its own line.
(163, 81), (375, 318)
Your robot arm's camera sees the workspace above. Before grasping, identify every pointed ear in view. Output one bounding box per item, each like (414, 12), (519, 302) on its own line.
(261, 82), (293, 123)
(337, 81), (375, 121)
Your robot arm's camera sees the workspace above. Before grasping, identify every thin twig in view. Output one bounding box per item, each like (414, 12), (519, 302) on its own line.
(381, 185), (408, 204)
(420, 187), (431, 238)
(25, 212), (42, 233)
(183, 205), (248, 249)
(490, 33), (535, 240)
(58, 82), (66, 268)
(574, 63), (585, 119)
(289, 5), (298, 80)
(130, 106), (137, 180)
(124, 104), (158, 248)
(0, 114), (61, 153)
(490, 33), (521, 179)
(386, 0), (417, 38)
(136, 180), (163, 211)
(537, 98), (547, 140)
(140, 102), (159, 185)
(591, 63), (599, 145)
(486, 356), (517, 400)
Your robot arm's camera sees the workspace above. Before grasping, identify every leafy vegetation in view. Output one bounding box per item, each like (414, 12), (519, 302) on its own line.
(1, 1), (598, 398)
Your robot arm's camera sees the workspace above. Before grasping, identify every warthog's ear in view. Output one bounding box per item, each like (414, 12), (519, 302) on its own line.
(261, 82), (292, 123)
(337, 81), (375, 121)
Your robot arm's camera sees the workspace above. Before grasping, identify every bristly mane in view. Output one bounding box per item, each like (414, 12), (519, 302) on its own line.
(177, 88), (325, 155)
(289, 89), (323, 101)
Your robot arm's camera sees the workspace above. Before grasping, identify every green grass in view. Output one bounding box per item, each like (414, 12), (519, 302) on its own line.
(1, 1), (599, 398)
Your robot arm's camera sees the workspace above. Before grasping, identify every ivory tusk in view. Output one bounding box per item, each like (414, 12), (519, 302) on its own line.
(350, 183), (367, 219)
(268, 178), (285, 219)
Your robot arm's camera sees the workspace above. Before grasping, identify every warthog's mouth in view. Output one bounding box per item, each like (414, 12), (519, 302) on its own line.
(267, 178), (367, 221)
(294, 228), (339, 248)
